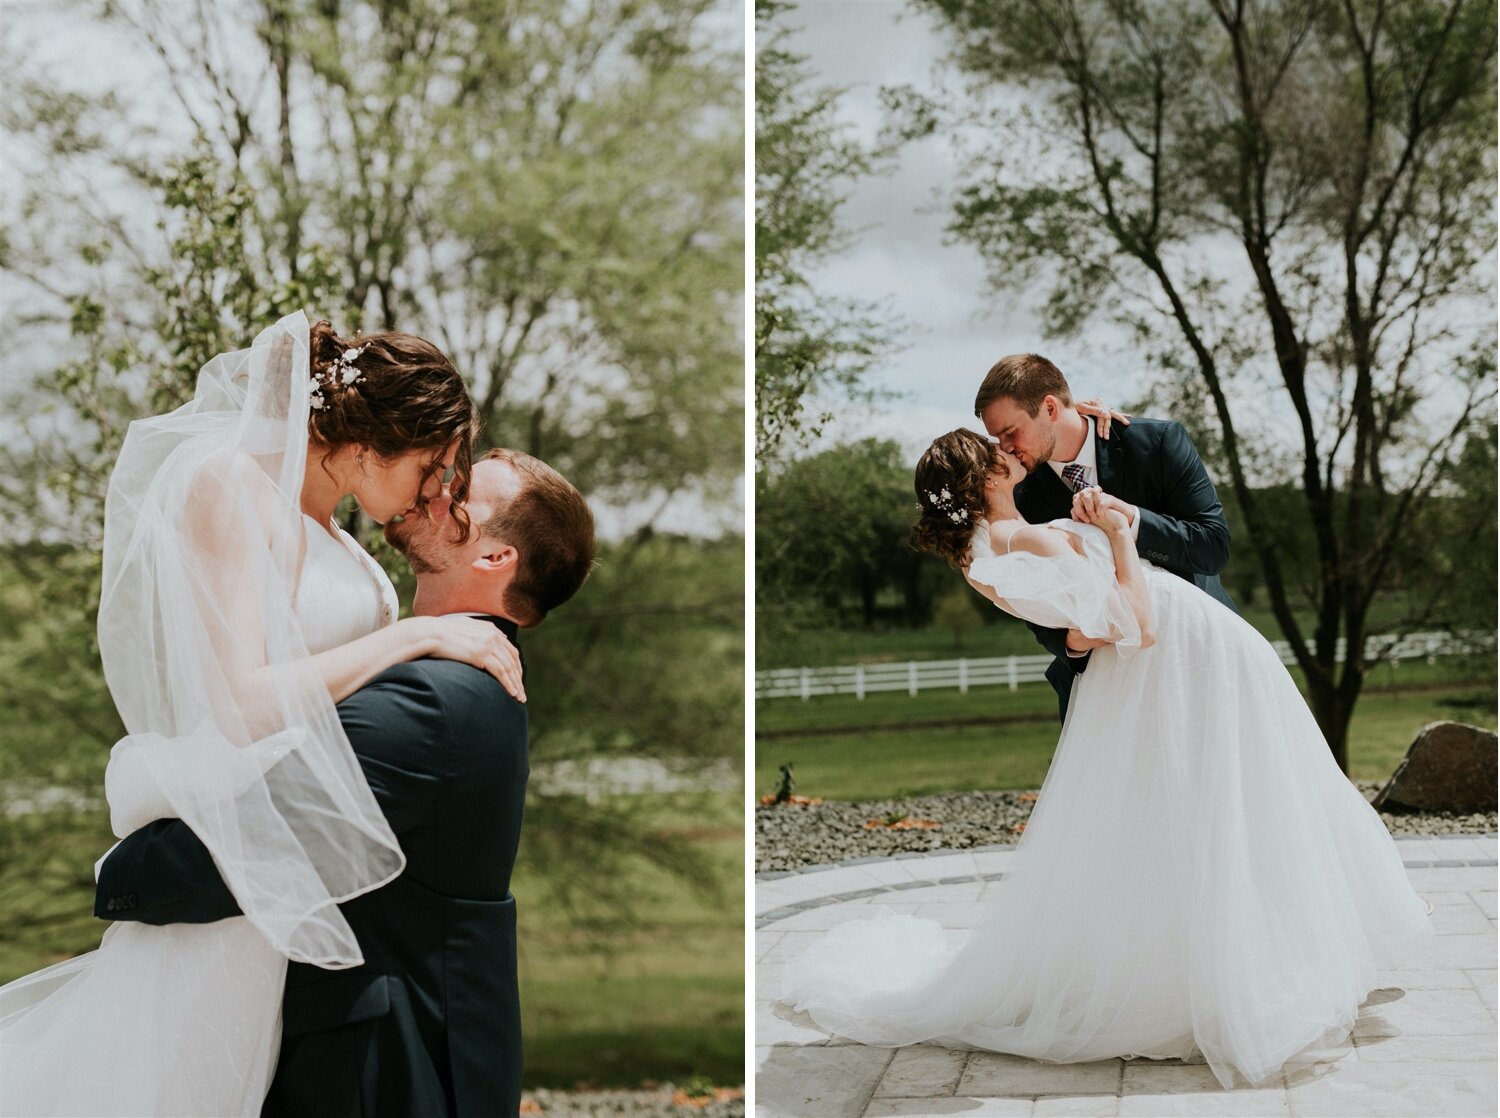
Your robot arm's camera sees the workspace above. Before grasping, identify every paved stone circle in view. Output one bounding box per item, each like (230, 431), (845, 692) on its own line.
(755, 837), (1499, 1117)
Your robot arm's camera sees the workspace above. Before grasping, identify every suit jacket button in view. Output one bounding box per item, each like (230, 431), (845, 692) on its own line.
(128, 894), (138, 909)
(106, 899), (116, 912)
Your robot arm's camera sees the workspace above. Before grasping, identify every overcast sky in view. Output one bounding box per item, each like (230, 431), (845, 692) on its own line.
(779, 0), (1149, 461)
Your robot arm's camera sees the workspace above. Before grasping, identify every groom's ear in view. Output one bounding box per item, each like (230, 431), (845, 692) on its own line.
(472, 541), (519, 575)
(1042, 394), (1062, 421)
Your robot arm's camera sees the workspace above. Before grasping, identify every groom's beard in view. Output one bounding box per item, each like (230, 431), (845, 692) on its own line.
(384, 518), (450, 575)
(1026, 429), (1059, 469)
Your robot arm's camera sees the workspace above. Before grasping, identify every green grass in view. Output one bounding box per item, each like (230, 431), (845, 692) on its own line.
(0, 794), (744, 1091)
(756, 679), (1497, 800)
(514, 799), (742, 1089)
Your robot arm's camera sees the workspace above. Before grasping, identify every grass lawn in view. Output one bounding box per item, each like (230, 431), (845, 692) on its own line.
(514, 793), (743, 1088)
(0, 792), (744, 1091)
(755, 675), (1497, 801)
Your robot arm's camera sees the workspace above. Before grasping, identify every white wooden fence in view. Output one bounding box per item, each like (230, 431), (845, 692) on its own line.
(755, 629), (1493, 701)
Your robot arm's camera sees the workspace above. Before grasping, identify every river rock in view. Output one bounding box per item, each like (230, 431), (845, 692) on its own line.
(1372, 721), (1498, 814)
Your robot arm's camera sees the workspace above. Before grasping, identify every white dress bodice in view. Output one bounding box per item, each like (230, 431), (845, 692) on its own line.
(297, 516), (399, 653)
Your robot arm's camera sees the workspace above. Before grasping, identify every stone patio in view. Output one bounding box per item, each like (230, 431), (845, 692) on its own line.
(754, 835), (1498, 1117)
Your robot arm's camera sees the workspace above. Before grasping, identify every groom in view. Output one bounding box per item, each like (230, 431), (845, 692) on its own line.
(976, 354), (1235, 720)
(94, 449), (596, 1118)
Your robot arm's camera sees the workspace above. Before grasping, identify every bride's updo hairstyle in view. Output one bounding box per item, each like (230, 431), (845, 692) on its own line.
(307, 319), (477, 537)
(912, 428), (1008, 569)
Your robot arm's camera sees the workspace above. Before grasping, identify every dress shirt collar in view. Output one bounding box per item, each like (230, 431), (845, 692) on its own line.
(1048, 424), (1097, 480)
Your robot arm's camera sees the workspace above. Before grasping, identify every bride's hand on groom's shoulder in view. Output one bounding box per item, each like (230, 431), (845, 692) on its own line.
(1074, 398), (1132, 439)
(403, 615), (526, 702)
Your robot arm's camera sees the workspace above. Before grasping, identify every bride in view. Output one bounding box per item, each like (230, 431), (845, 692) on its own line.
(780, 427), (1433, 1089)
(0, 311), (524, 1115)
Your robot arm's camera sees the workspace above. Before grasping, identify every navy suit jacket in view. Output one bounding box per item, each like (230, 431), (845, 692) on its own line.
(1013, 418), (1235, 720)
(95, 616), (528, 1118)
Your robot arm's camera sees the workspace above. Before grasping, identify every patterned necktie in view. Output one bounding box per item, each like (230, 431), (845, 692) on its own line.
(1061, 462), (1089, 493)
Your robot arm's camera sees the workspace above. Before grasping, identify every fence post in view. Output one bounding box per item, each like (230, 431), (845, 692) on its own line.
(1008, 655), (1018, 692)
(959, 658), (968, 694)
(855, 664), (865, 701)
(800, 667), (810, 702)
(908, 661), (918, 697)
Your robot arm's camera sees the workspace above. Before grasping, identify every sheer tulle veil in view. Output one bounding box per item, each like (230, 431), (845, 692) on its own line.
(0, 312), (407, 1114)
(95, 309), (405, 963)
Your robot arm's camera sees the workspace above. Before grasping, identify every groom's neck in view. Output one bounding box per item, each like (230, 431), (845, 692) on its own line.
(410, 580), (517, 625)
(1054, 408), (1089, 462)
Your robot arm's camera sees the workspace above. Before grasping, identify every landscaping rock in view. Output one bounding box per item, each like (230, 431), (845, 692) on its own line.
(1372, 721), (1498, 814)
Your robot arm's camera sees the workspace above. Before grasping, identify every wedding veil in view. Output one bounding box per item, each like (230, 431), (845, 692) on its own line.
(97, 311), (404, 967)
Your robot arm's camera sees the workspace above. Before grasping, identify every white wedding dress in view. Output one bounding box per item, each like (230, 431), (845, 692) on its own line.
(0, 313), (405, 1116)
(0, 519), (398, 1117)
(780, 519), (1433, 1089)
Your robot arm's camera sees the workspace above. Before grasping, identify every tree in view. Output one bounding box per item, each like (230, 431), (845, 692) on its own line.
(0, 0), (743, 929)
(918, 0), (1497, 769)
(933, 585), (985, 649)
(3, 0), (742, 518)
(753, 0), (898, 461)
(756, 439), (946, 635)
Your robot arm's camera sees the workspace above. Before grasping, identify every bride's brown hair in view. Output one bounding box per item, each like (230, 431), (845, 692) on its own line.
(307, 319), (477, 539)
(912, 428), (1008, 569)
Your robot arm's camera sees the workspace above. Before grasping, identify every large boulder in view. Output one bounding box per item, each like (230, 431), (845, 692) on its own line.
(1372, 721), (1498, 814)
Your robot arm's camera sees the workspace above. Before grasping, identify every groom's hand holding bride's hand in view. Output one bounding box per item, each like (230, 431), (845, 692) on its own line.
(1071, 486), (1136, 533)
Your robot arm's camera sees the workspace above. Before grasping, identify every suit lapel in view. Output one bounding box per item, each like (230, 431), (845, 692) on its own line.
(1094, 425), (1125, 494)
(1016, 462), (1074, 523)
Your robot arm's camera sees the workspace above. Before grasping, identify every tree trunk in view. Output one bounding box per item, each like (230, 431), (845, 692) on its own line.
(1303, 668), (1353, 774)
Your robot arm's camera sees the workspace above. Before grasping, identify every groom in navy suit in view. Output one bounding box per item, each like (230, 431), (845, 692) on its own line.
(94, 449), (595, 1118)
(976, 354), (1235, 721)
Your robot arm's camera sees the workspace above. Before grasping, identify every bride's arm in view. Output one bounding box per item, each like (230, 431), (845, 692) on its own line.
(305, 614), (524, 703)
(184, 454), (523, 725)
(1085, 503), (1155, 649)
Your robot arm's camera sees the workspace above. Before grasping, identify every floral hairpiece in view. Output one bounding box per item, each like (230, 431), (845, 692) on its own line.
(308, 345), (366, 411)
(925, 487), (968, 524)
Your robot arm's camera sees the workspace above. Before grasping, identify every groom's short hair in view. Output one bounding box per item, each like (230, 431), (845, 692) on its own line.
(479, 449), (596, 626)
(974, 354), (1073, 417)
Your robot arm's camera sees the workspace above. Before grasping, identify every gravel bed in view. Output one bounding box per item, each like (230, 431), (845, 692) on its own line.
(755, 782), (1497, 873)
(522, 1087), (744, 1117)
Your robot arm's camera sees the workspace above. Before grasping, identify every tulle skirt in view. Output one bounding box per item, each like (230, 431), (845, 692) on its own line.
(780, 568), (1434, 1088)
(0, 917), (283, 1116)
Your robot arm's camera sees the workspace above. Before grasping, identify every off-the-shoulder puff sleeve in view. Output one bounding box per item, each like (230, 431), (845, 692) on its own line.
(965, 522), (1142, 657)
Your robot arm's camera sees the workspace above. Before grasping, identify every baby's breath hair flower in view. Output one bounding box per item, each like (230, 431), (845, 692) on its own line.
(308, 344), (366, 407)
(927, 488), (959, 513)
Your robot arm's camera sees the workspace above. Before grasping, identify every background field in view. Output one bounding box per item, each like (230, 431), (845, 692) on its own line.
(755, 646), (1496, 801)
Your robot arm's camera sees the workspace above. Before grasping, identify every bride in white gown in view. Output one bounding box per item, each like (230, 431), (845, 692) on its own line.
(780, 427), (1433, 1090)
(0, 312), (524, 1116)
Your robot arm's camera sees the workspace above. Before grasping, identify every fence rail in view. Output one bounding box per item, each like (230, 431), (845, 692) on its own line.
(755, 629), (1493, 701)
